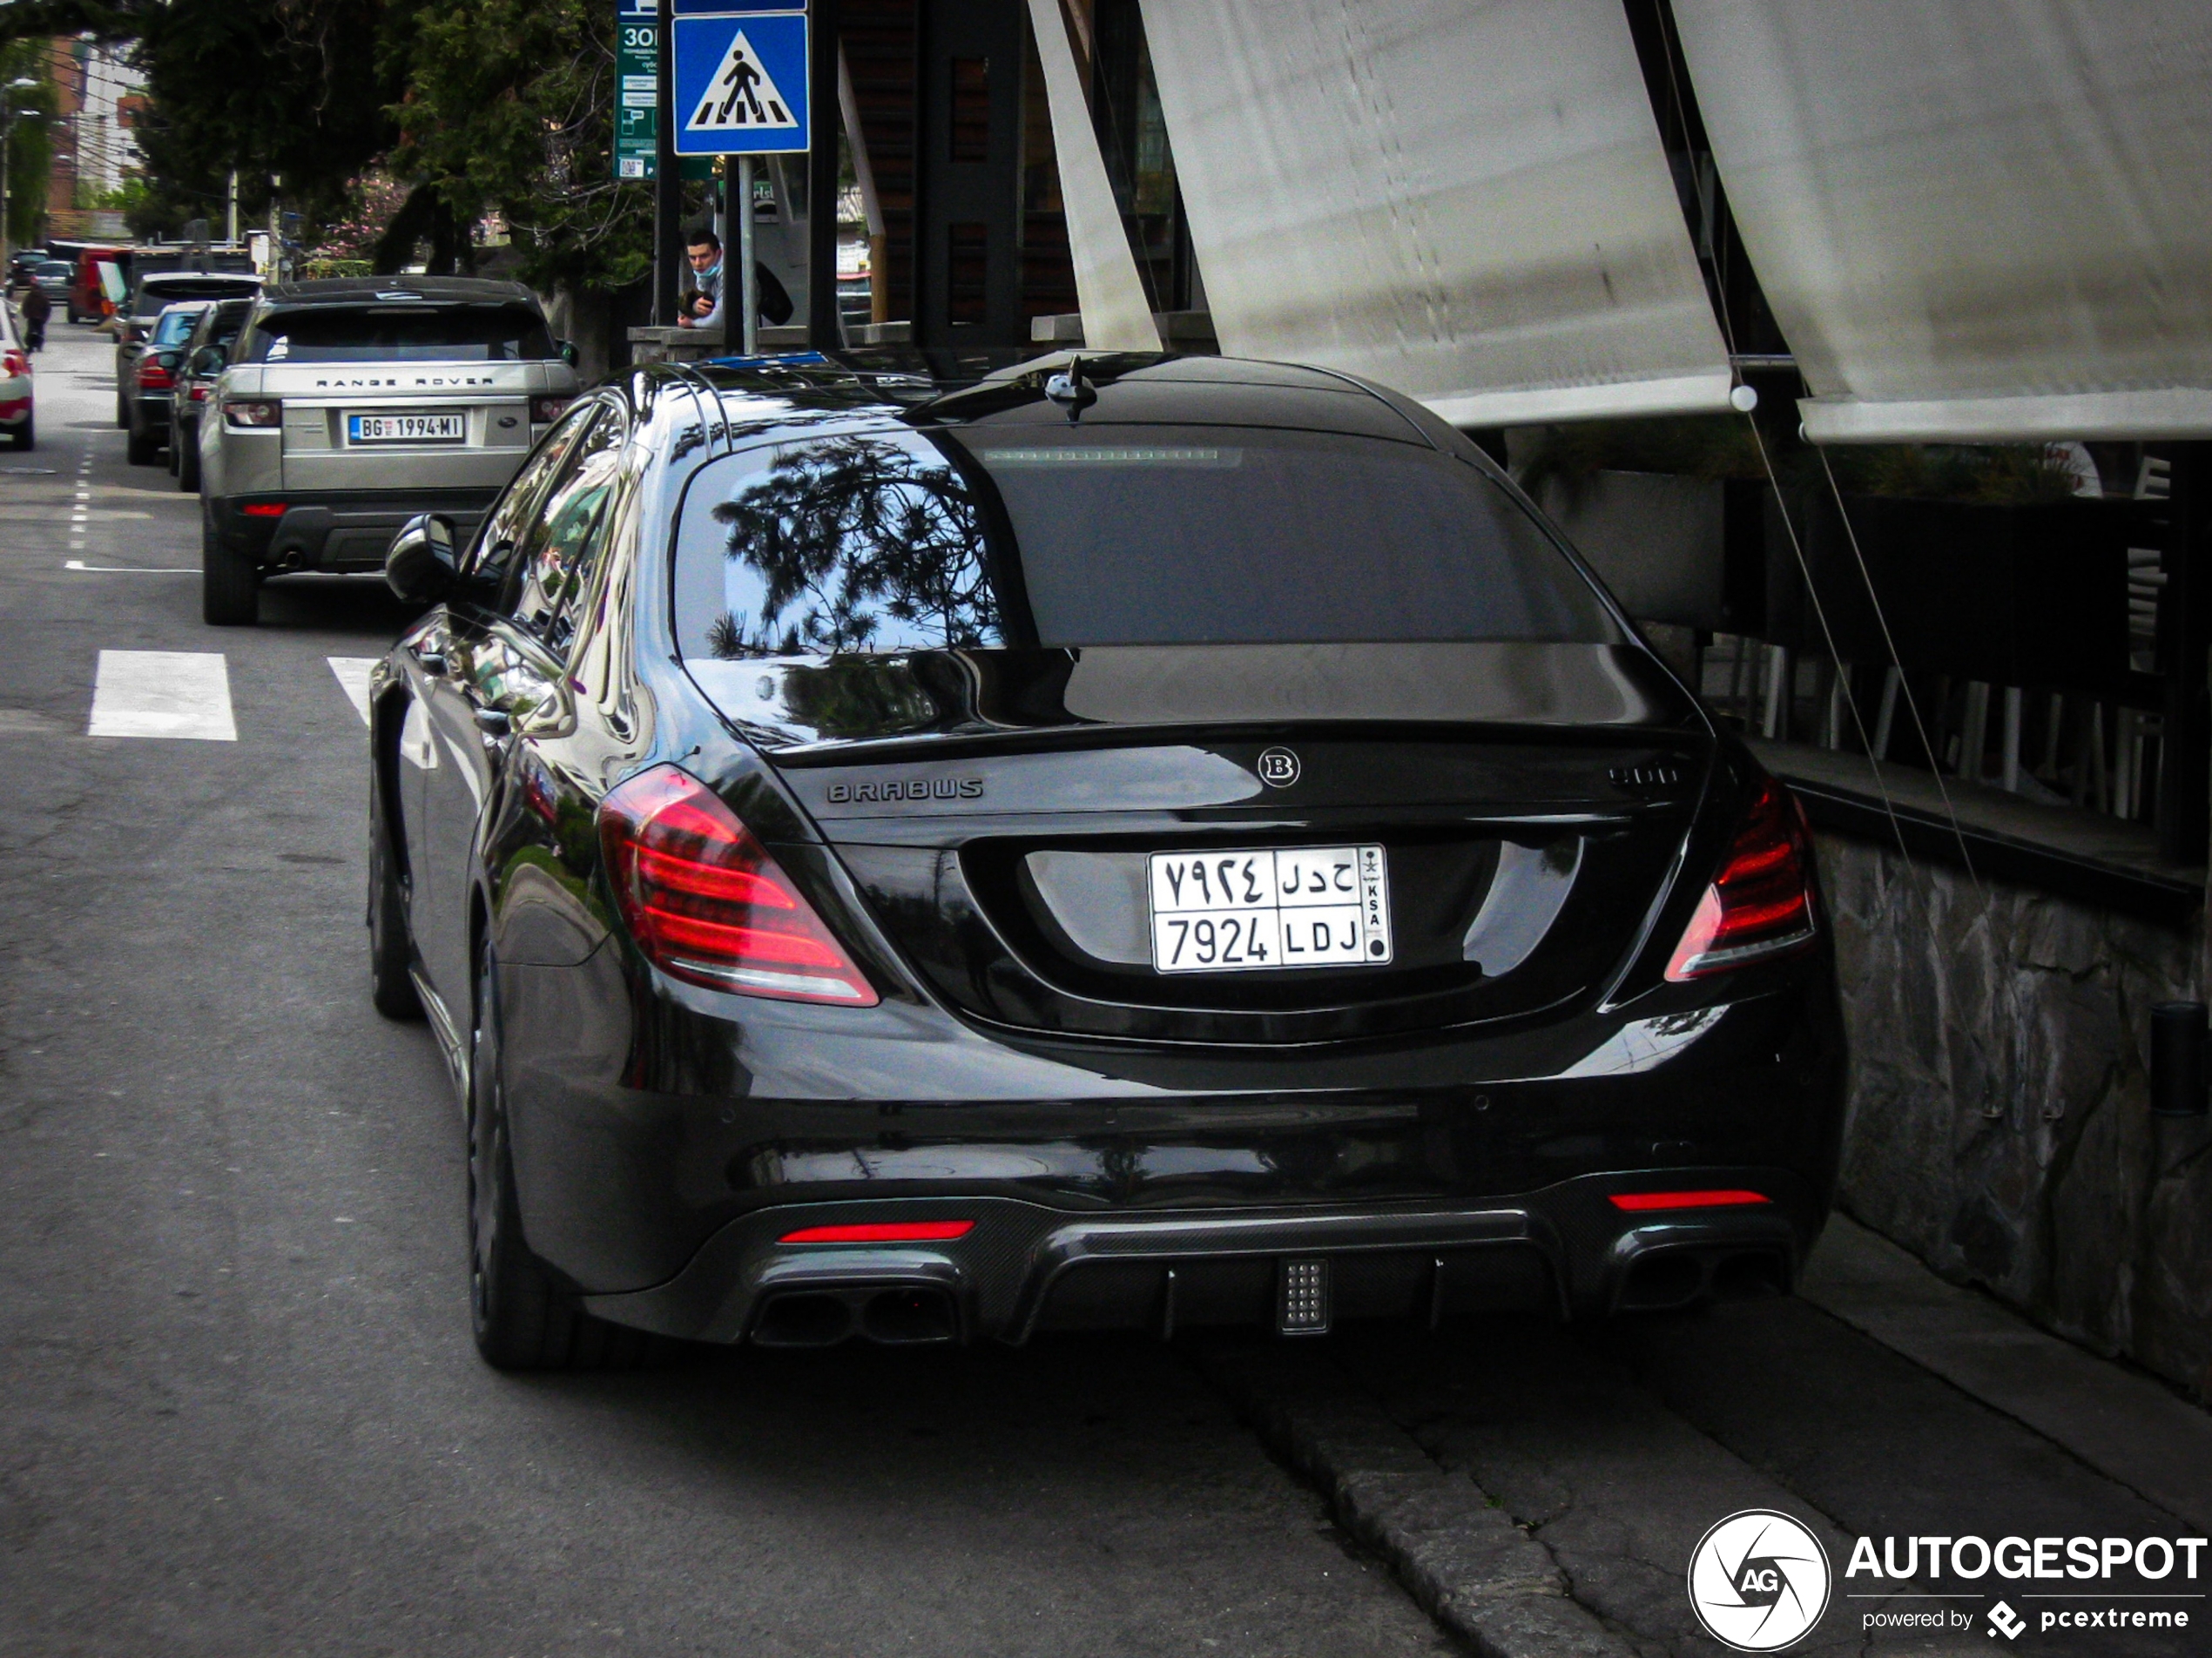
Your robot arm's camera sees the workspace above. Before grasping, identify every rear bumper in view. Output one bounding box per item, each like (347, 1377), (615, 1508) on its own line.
(584, 1172), (1823, 1345)
(213, 489), (500, 573)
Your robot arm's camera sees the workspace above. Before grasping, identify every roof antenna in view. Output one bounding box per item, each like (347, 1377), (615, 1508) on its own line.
(1044, 354), (1096, 422)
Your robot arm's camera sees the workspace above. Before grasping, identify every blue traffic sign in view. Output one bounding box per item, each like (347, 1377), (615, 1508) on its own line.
(672, 10), (808, 155)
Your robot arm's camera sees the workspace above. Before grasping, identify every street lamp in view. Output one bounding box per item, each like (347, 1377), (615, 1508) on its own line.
(1, 77), (44, 271)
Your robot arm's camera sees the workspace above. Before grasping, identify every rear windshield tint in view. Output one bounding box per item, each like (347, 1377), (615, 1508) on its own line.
(672, 424), (1615, 657)
(136, 280), (258, 313)
(152, 309), (202, 347)
(241, 303), (556, 364)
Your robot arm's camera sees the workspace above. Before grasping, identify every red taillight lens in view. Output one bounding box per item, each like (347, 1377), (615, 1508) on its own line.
(137, 359), (175, 389)
(1609, 1190), (1771, 1212)
(223, 400), (280, 428)
(239, 502), (287, 519)
(1, 349), (27, 379)
(189, 384), (210, 401)
(1664, 779), (1817, 981)
(530, 394), (571, 424)
(597, 764), (878, 1006)
(779, 1221), (975, 1244)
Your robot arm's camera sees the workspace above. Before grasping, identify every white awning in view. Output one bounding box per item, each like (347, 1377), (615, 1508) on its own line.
(1136, 0), (1734, 425)
(1026, 0), (1162, 352)
(1673, 0), (2212, 442)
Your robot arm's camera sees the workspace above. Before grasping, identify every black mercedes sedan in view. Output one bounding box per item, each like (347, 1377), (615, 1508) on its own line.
(368, 353), (1844, 1370)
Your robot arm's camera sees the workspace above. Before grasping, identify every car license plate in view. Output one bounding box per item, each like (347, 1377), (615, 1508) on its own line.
(1148, 846), (1393, 974)
(347, 412), (466, 444)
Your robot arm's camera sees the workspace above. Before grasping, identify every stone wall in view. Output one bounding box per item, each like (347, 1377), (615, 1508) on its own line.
(1817, 832), (2212, 1402)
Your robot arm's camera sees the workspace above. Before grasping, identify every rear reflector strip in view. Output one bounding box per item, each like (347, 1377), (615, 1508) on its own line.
(1608, 1190), (1771, 1212)
(779, 1221), (975, 1244)
(239, 502), (287, 518)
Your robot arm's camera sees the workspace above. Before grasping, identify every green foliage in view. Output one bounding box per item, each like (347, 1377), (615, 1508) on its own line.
(382, 0), (650, 293)
(2, 39), (57, 248)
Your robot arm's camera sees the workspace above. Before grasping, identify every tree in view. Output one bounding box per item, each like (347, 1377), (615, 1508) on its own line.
(1, 39), (57, 249)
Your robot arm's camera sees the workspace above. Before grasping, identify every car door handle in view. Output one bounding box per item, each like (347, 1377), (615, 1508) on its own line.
(474, 706), (512, 738)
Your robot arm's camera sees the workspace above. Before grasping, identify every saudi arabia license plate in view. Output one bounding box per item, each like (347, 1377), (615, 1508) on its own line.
(1147, 845), (1393, 974)
(347, 411), (466, 444)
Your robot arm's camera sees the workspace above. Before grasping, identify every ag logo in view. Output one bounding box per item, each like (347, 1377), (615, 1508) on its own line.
(1256, 747), (1301, 788)
(1687, 1510), (1831, 1651)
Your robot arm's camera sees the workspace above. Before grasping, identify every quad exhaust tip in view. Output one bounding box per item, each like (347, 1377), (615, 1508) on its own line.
(751, 1285), (960, 1348)
(1615, 1245), (1787, 1313)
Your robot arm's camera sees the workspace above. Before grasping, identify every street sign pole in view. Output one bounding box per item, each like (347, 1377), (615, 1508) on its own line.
(653, 0), (680, 327)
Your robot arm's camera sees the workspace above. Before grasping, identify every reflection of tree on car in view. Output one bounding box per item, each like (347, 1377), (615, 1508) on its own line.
(704, 435), (999, 657)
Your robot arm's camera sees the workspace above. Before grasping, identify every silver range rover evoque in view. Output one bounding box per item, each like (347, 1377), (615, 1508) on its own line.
(198, 276), (582, 625)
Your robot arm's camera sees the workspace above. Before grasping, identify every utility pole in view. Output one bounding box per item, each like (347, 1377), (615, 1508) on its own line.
(226, 169), (238, 246)
(652, 0), (678, 326)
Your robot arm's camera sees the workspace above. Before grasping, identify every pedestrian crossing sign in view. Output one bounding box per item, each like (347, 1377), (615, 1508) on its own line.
(672, 10), (808, 155)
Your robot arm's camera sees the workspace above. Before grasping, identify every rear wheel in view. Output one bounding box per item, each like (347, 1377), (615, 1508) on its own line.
(368, 773), (421, 1021)
(176, 430), (200, 491)
(8, 415), (29, 452)
(467, 948), (670, 1372)
(200, 501), (259, 626)
(115, 393), (128, 429)
(125, 424), (158, 466)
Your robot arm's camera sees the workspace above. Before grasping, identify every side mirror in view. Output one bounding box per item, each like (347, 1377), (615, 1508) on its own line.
(190, 344), (226, 376)
(385, 513), (459, 606)
(556, 339), (579, 367)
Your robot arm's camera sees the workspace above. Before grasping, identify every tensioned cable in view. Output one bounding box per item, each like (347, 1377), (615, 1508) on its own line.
(1816, 446), (1981, 889)
(1651, 0), (1921, 877)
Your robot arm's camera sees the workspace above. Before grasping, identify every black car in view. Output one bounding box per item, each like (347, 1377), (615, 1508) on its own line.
(120, 300), (208, 465)
(169, 296), (254, 491)
(368, 354), (1845, 1372)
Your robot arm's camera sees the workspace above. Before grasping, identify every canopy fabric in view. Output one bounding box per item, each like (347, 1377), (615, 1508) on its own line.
(1026, 0), (1162, 352)
(1673, 0), (2212, 442)
(1136, 0), (1734, 425)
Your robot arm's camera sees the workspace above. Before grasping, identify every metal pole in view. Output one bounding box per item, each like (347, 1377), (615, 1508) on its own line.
(1, 113), (12, 272)
(807, 0), (843, 349)
(226, 169), (238, 245)
(738, 155), (757, 355)
(652, 0), (679, 327)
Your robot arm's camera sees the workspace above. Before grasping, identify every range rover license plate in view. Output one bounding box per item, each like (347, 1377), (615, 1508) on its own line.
(347, 412), (466, 444)
(1148, 846), (1392, 974)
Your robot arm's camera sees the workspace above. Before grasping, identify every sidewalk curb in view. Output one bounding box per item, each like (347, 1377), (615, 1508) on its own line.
(1191, 1339), (1642, 1658)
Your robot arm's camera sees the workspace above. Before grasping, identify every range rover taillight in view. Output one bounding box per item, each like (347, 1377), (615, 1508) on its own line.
(1663, 779), (1817, 980)
(597, 765), (877, 1006)
(530, 395), (570, 424)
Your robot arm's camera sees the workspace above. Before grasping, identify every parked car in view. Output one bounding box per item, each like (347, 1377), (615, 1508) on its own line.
(199, 275), (579, 625)
(365, 354), (1846, 1371)
(119, 300), (211, 466)
(170, 296), (255, 491)
(115, 271), (261, 439)
(0, 300), (31, 449)
(8, 246), (51, 285)
(65, 246), (130, 324)
(28, 260), (74, 309)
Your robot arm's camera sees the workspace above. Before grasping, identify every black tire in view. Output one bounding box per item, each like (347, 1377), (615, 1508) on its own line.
(166, 433), (179, 475)
(368, 773), (422, 1021)
(200, 501), (260, 625)
(467, 949), (670, 1372)
(177, 437), (199, 491)
(126, 425), (158, 466)
(9, 415), (29, 452)
(115, 394), (129, 429)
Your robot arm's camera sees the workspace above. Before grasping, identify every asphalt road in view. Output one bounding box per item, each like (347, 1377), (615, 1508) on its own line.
(1, 322), (2201, 1658)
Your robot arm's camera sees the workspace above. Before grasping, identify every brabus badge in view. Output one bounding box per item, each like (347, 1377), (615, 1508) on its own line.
(1256, 747), (1301, 788)
(826, 777), (985, 805)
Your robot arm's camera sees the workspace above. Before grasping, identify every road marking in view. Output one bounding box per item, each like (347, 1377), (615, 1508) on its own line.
(87, 650), (237, 741)
(64, 560), (195, 574)
(327, 657), (376, 725)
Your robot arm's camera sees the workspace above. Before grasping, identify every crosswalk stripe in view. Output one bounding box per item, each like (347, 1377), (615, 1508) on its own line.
(327, 657), (377, 726)
(87, 650), (237, 742)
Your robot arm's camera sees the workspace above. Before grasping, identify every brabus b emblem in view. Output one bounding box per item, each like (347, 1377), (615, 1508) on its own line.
(1257, 747), (1301, 788)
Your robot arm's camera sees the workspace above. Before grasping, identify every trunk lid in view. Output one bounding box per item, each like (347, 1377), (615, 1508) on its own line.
(687, 642), (1711, 1044)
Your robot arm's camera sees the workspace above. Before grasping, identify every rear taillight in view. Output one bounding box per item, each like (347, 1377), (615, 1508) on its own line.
(1664, 779), (1817, 981)
(597, 765), (878, 1006)
(137, 359), (174, 389)
(1, 349), (27, 379)
(224, 400), (280, 428)
(530, 394), (570, 424)
(189, 385), (209, 401)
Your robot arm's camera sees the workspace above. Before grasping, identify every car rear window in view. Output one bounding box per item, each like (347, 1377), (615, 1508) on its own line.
(136, 279), (258, 313)
(671, 424), (1616, 658)
(152, 309), (202, 347)
(241, 303), (556, 364)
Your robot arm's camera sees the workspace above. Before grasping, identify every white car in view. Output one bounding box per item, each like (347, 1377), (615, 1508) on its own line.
(0, 299), (31, 450)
